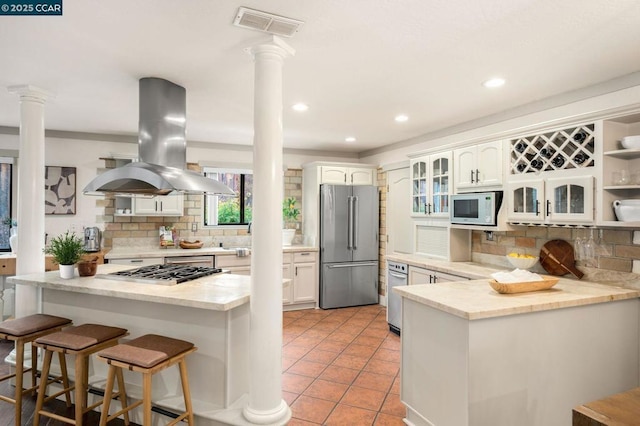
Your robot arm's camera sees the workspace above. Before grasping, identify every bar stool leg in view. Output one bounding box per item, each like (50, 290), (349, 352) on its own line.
(14, 340), (24, 426)
(115, 368), (130, 426)
(99, 365), (116, 426)
(143, 372), (152, 425)
(34, 349), (53, 426)
(179, 359), (194, 424)
(74, 351), (86, 426)
(30, 342), (37, 395)
(58, 352), (72, 407)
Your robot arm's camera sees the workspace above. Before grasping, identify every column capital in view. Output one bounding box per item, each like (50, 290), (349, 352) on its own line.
(245, 35), (296, 59)
(8, 85), (55, 103)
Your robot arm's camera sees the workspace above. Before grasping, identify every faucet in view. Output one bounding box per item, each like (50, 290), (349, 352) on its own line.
(247, 222), (252, 234)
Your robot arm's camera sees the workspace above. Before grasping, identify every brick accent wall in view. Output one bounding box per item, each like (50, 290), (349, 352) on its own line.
(96, 161), (303, 250)
(377, 168), (387, 297)
(472, 227), (639, 273)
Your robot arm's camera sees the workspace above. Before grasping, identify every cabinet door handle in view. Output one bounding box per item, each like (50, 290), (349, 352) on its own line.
(130, 259), (143, 263)
(427, 203), (432, 215)
(295, 266), (298, 275)
(299, 252), (310, 256)
(424, 202), (428, 214)
(470, 170), (474, 183)
(433, 275), (438, 283)
(535, 200), (540, 216)
(475, 169), (479, 183)
(160, 201), (163, 211)
(546, 200), (551, 217)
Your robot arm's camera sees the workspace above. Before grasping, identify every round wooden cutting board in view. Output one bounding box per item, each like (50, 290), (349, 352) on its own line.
(539, 239), (584, 279)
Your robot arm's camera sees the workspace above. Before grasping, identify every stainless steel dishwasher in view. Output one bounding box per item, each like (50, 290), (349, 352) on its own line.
(387, 260), (407, 335)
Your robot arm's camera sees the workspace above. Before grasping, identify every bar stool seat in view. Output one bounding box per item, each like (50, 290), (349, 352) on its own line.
(0, 314), (72, 426)
(33, 323), (129, 426)
(97, 334), (197, 425)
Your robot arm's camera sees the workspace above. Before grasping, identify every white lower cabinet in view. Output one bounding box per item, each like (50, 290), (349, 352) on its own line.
(292, 252), (317, 303)
(215, 250), (318, 309)
(408, 266), (470, 285)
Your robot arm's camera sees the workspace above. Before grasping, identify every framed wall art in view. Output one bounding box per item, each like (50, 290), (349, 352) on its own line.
(45, 166), (76, 215)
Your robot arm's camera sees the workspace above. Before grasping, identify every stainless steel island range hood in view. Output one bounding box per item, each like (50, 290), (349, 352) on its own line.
(84, 77), (234, 196)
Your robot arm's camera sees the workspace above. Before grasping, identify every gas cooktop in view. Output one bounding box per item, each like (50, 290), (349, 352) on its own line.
(97, 264), (223, 285)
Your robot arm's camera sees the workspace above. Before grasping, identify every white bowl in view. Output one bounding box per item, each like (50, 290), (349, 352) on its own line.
(613, 199), (640, 222)
(506, 255), (539, 270)
(621, 135), (640, 149)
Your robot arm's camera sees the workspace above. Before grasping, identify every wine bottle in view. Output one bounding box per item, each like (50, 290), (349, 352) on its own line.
(552, 156), (565, 167)
(574, 132), (586, 142)
(540, 147), (555, 158)
(530, 159), (543, 170)
(574, 153), (586, 165)
(514, 142), (526, 153)
(516, 163), (526, 172)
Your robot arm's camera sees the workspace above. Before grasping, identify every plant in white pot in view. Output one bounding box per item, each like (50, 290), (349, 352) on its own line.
(282, 196), (300, 246)
(44, 230), (85, 279)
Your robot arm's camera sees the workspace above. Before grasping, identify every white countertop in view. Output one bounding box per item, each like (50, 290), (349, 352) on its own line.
(386, 253), (504, 279)
(105, 245), (318, 259)
(395, 278), (640, 320)
(7, 264), (252, 311)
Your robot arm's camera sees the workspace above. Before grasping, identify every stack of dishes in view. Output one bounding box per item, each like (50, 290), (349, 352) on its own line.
(621, 135), (640, 149)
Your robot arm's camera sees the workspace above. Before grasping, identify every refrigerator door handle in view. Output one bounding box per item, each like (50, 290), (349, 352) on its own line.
(327, 262), (378, 268)
(347, 195), (353, 250)
(352, 196), (358, 250)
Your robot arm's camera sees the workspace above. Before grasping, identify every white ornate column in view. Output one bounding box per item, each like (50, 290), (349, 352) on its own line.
(8, 85), (53, 317)
(243, 36), (294, 425)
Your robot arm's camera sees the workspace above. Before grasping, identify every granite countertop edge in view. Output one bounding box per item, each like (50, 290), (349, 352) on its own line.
(7, 264), (252, 312)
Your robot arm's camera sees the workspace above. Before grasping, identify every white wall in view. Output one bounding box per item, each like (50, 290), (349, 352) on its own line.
(0, 134), (367, 241)
(360, 84), (640, 166)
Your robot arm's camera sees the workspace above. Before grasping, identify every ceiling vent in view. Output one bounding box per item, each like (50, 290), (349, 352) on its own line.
(233, 7), (303, 37)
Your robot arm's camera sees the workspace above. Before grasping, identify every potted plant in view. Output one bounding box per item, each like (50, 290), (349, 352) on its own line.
(44, 230), (85, 279)
(282, 196), (300, 246)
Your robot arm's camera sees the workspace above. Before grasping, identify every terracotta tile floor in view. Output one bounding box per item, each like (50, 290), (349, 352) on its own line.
(283, 305), (404, 425)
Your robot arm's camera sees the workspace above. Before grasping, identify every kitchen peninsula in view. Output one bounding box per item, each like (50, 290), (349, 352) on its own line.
(8, 264), (253, 425)
(395, 278), (640, 426)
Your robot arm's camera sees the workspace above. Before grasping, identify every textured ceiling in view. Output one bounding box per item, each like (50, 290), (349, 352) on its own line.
(0, 0), (639, 153)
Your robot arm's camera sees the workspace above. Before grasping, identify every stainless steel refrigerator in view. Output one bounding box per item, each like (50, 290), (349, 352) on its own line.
(320, 184), (379, 309)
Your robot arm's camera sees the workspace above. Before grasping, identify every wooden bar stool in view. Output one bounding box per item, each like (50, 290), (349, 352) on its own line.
(33, 323), (129, 426)
(0, 313), (72, 426)
(97, 334), (197, 425)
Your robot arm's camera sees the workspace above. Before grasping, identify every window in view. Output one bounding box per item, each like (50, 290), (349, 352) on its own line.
(0, 160), (13, 251)
(204, 168), (253, 226)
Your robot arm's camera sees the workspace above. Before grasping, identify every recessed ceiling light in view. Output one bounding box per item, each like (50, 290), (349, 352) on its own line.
(482, 78), (505, 88)
(292, 103), (309, 111)
(395, 114), (409, 123)
(345, 137), (356, 143)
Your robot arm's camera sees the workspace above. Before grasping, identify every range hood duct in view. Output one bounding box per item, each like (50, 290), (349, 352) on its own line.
(83, 77), (234, 196)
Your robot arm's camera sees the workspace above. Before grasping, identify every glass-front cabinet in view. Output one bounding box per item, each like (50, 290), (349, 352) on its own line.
(507, 175), (593, 224)
(410, 151), (451, 217)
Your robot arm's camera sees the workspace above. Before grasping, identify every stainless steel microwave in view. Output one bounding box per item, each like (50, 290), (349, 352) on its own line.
(450, 191), (503, 226)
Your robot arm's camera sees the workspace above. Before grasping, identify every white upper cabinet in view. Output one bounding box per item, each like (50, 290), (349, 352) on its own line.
(320, 166), (374, 185)
(506, 122), (597, 225)
(507, 176), (594, 224)
(133, 194), (184, 216)
(453, 140), (503, 191)
(410, 151), (451, 217)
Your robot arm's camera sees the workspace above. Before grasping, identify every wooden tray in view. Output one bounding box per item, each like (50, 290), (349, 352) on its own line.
(489, 276), (559, 294)
(179, 240), (204, 249)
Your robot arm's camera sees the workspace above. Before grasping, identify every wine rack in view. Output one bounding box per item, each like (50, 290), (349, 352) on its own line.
(510, 124), (595, 175)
